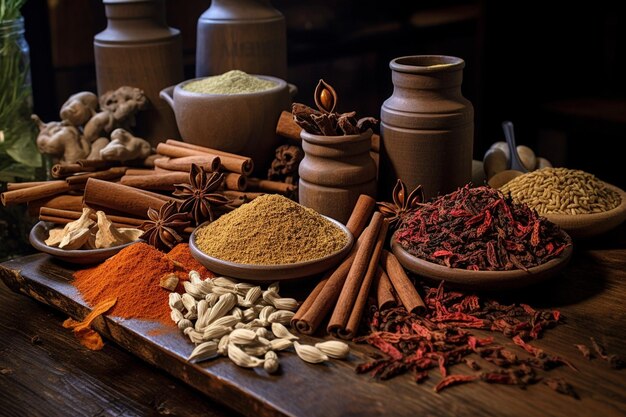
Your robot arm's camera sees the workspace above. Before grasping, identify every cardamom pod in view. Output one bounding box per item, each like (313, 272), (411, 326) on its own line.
(236, 282), (257, 297)
(184, 328), (204, 344)
(196, 300), (209, 321)
(264, 351), (279, 374)
(189, 270), (202, 285)
(242, 344), (270, 356)
(188, 341), (218, 363)
(184, 305), (197, 321)
(268, 281), (280, 294)
(212, 277), (237, 288)
(256, 327), (273, 340)
(237, 295), (250, 308)
(269, 338), (293, 351)
(228, 343), (264, 368)
(293, 342), (328, 364)
(170, 308), (184, 324)
(202, 324), (231, 341)
(271, 297), (299, 311)
(183, 281), (206, 299)
(244, 286), (263, 306)
(212, 286), (237, 296)
(181, 293), (197, 312)
(268, 310), (295, 325)
(259, 305), (276, 325)
(271, 323), (299, 341)
(205, 293), (237, 325)
(315, 340), (350, 359)
(205, 292), (219, 307)
(217, 335), (229, 356)
(262, 290), (277, 305)
(177, 318), (193, 331)
(229, 328), (258, 345)
(169, 293), (184, 311)
(242, 308), (256, 322)
(209, 314), (239, 329)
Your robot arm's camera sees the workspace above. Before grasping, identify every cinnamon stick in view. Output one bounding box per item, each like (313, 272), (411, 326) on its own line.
(327, 212), (384, 337)
(380, 250), (425, 314)
(158, 140), (254, 175)
(124, 168), (157, 176)
(51, 163), (96, 178)
(246, 178), (295, 195)
(375, 266), (397, 310)
(291, 194), (377, 334)
(27, 194), (84, 217)
(276, 110), (302, 141)
(77, 159), (118, 169)
(221, 190), (264, 201)
(39, 207), (144, 228)
(65, 167), (128, 186)
(7, 180), (65, 191)
(223, 173), (246, 191)
(1, 181), (74, 206)
(119, 172), (189, 191)
(83, 178), (170, 218)
(275, 111), (381, 152)
(345, 195), (376, 239)
(154, 155), (221, 173)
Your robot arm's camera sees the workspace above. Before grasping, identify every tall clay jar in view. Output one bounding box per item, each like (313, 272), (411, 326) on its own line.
(196, 0), (287, 80)
(299, 130), (377, 224)
(380, 55), (474, 199)
(94, 0), (183, 144)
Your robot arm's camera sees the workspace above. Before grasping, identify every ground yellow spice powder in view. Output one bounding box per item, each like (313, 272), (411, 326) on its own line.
(183, 70), (276, 94)
(195, 194), (348, 265)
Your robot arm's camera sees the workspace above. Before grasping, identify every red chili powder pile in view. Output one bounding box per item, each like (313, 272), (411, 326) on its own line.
(73, 242), (212, 324)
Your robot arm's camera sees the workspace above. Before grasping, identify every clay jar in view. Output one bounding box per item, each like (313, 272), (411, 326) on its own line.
(160, 76), (290, 174)
(196, 0), (287, 80)
(299, 130), (377, 224)
(94, 0), (183, 145)
(380, 55), (474, 199)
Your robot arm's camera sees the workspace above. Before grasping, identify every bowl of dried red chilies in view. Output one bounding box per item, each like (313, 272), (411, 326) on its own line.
(391, 185), (573, 290)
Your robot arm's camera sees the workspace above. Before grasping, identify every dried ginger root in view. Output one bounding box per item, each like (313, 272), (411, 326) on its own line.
(58, 208), (96, 250)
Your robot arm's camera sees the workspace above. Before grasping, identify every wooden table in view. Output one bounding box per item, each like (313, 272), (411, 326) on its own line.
(1, 225), (626, 417)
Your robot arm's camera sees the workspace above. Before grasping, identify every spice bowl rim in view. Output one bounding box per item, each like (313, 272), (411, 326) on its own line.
(539, 182), (626, 239)
(188, 216), (354, 281)
(390, 229), (573, 290)
(29, 221), (140, 265)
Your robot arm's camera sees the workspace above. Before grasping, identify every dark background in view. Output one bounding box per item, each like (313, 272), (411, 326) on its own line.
(2, 0), (625, 259)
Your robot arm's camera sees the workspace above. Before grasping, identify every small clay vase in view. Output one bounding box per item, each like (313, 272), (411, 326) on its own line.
(94, 0), (184, 145)
(195, 0), (287, 80)
(380, 55), (474, 199)
(299, 130), (377, 224)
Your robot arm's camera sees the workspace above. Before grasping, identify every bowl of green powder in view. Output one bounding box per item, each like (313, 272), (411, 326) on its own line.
(160, 70), (291, 174)
(189, 194), (354, 281)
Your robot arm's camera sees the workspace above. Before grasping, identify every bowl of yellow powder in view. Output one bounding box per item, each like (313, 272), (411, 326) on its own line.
(189, 194), (354, 281)
(160, 70), (291, 174)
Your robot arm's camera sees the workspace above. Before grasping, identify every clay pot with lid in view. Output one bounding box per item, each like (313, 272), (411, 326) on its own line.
(380, 55), (474, 199)
(298, 129), (377, 224)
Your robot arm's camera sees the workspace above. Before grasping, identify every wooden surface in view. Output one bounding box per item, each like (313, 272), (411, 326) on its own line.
(1, 225), (626, 417)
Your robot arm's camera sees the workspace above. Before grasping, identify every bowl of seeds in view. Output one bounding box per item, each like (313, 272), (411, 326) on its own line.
(189, 194), (354, 280)
(499, 168), (626, 238)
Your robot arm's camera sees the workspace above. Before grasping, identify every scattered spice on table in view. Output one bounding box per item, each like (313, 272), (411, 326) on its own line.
(194, 194), (348, 265)
(500, 167), (621, 215)
(396, 185), (571, 271)
(73, 242), (199, 324)
(166, 243), (213, 279)
(183, 70), (276, 94)
(356, 282), (581, 397)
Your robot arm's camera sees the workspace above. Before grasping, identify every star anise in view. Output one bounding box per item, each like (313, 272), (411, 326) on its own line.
(377, 179), (425, 229)
(173, 163), (231, 225)
(140, 200), (190, 251)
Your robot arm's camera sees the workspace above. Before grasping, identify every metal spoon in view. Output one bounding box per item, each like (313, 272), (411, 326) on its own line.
(502, 121), (528, 173)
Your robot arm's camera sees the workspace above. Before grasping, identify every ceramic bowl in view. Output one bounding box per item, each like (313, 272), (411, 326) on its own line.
(29, 221), (138, 265)
(160, 75), (291, 173)
(188, 217), (354, 281)
(390, 230), (573, 290)
(541, 183), (626, 239)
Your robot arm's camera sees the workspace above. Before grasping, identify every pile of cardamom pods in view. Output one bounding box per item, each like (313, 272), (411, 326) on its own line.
(169, 271), (350, 373)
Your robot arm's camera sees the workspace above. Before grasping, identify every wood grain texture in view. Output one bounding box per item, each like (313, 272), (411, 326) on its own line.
(1, 225), (626, 417)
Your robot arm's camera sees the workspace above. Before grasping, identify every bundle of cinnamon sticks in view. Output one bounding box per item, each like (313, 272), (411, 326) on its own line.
(291, 195), (425, 339)
(1, 140), (295, 227)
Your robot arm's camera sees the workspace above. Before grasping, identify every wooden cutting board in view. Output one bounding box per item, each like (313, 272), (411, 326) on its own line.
(2, 253), (626, 417)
